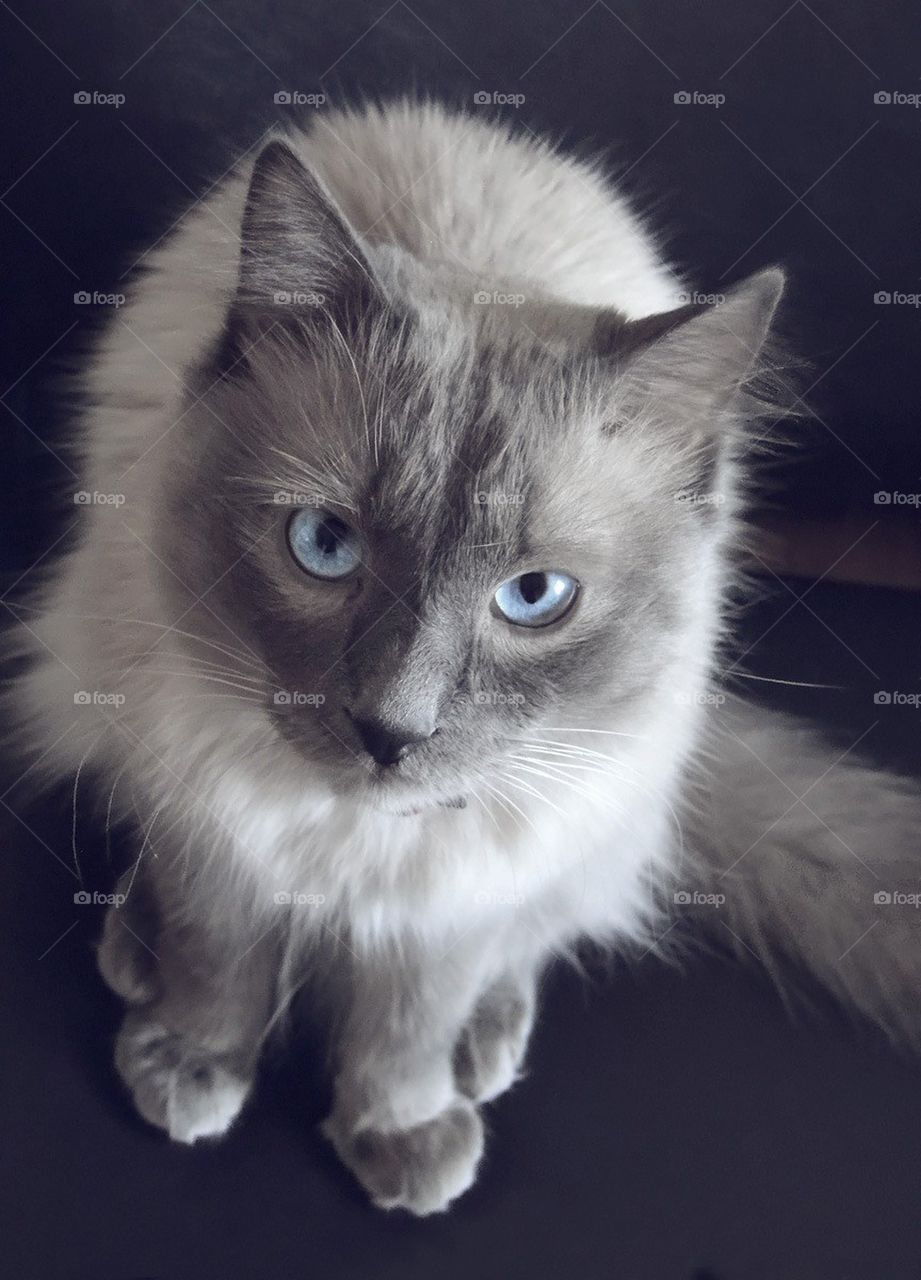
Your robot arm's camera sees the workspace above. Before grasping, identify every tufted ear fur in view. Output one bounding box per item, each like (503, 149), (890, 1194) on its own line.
(599, 268), (785, 434)
(214, 141), (387, 376)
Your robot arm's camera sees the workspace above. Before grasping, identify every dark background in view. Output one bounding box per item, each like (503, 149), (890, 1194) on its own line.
(2, 3), (921, 1277)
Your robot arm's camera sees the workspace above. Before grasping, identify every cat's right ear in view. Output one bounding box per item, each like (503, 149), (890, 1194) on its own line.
(217, 140), (384, 372)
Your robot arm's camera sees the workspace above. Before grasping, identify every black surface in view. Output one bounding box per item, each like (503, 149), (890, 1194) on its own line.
(3, 3), (921, 1278)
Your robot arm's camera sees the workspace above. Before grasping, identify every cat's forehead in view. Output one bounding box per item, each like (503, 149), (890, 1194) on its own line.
(228, 303), (622, 571)
(351, 323), (596, 548)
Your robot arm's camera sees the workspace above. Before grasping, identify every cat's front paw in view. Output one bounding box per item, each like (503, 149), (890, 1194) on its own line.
(114, 1011), (253, 1144)
(323, 1103), (484, 1216)
(453, 977), (533, 1104)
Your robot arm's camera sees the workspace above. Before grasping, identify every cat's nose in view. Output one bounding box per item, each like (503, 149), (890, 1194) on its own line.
(348, 713), (434, 767)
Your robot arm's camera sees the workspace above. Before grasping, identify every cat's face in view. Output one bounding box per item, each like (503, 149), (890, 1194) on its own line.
(167, 141), (782, 813)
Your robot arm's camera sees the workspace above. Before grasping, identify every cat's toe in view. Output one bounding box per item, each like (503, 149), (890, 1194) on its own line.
(324, 1104), (484, 1216)
(114, 1012), (252, 1143)
(454, 981), (532, 1103)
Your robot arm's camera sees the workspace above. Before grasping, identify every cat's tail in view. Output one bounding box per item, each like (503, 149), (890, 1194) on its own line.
(685, 695), (921, 1045)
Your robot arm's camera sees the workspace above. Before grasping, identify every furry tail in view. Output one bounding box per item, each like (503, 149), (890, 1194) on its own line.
(687, 696), (921, 1045)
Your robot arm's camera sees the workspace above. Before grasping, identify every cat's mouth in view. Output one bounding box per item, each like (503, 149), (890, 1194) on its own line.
(280, 711), (470, 815)
(363, 777), (469, 817)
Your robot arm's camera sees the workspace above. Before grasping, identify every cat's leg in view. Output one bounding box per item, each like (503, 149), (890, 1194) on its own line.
(97, 868), (162, 1005)
(452, 964), (539, 1104)
(108, 857), (280, 1145)
(323, 939), (499, 1216)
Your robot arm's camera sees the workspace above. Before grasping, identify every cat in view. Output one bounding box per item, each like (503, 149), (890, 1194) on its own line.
(9, 99), (921, 1215)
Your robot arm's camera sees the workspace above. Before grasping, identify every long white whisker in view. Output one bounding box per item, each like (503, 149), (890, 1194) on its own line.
(496, 770), (568, 819)
(530, 726), (642, 739)
(140, 670), (268, 697)
(481, 777), (538, 838)
(506, 759), (625, 815)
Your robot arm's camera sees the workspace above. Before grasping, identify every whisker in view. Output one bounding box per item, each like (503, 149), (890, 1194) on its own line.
(139, 670), (268, 697)
(505, 759), (625, 816)
(496, 770), (568, 819)
(724, 671), (843, 691)
(530, 726), (642, 739)
(481, 777), (538, 838)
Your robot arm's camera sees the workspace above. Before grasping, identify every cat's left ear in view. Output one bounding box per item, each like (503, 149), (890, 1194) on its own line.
(601, 268), (785, 432)
(232, 138), (383, 325)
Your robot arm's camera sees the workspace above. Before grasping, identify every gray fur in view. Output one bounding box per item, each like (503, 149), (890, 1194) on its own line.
(10, 101), (920, 1215)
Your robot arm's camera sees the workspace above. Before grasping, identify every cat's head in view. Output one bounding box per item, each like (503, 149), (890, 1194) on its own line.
(168, 139), (784, 813)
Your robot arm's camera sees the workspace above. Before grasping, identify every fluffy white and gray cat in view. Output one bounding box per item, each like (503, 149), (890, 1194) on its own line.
(11, 100), (921, 1214)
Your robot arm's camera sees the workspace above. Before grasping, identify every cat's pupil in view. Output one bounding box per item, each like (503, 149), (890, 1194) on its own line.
(519, 572), (547, 604)
(317, 517), (346, 556)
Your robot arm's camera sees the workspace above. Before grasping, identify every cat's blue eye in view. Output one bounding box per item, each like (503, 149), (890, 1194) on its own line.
(286, 507), (363, 580)
(493, 571), (578, 628)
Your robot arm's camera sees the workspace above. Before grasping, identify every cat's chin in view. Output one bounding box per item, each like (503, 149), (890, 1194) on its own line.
(358, 778), (468, 818)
